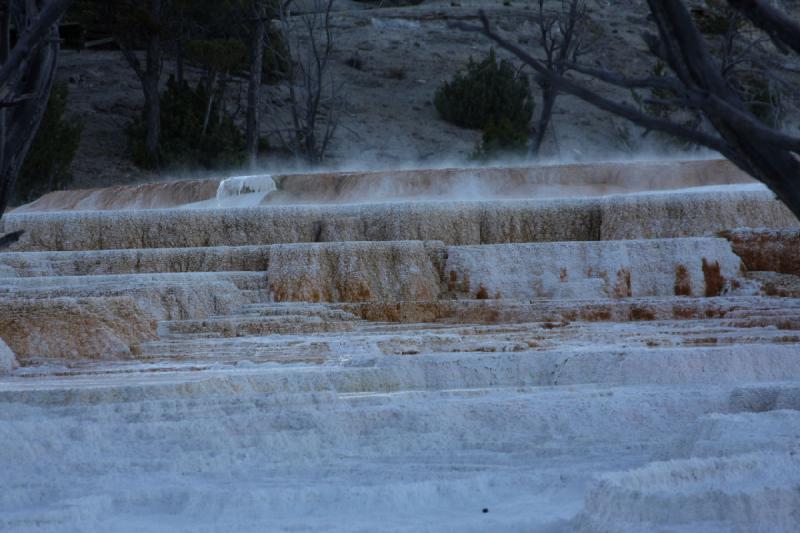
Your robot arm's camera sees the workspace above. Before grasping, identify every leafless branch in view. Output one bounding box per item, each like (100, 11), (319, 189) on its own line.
(273, 0), (341, 164)
(727, 0), (800, 55)
(0, 0), (70, 220)
(456, 0), (800, 220)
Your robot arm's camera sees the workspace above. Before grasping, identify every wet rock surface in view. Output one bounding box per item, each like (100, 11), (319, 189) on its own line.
(1, 164), (799, 532)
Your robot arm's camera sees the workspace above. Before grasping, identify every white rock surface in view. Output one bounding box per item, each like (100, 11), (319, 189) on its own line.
(444, 238), (743, 299)
(1, 167), (798, 532)
(266, 240), (443, 302)
(0, 338), (16, 374)
(575, 452), (800, 532)
(14, 159), (751, 212)
(2, 187), (796, 252)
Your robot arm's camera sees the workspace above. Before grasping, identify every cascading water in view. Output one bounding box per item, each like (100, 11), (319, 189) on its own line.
(215, 174), (277, 207)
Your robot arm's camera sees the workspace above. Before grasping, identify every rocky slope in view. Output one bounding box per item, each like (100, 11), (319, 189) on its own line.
(57, 0), (800, 190)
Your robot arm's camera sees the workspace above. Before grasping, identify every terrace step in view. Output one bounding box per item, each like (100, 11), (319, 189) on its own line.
(3, 188), (795, 252)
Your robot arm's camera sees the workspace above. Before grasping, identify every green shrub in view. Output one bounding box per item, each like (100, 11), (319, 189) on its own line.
(128, 76), (246, 170)
(434, 48), (533, 133)
(472, 116), (529, 160)
(15, 82), (83, 204)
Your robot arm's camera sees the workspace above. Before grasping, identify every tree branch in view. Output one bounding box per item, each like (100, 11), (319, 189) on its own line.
(455, 11), (738, 158)
(566, 62), (684, 91)
(727, 0), (800, 55)
(0, 0), (72, 89)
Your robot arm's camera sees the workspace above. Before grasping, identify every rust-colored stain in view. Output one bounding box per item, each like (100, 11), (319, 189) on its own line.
(271, 277), (374, 303)
(583, 307), (612, 321)
(686, 337), (718, 345)
(721, 229), (800, 275)
(702, 258), (725, 297)
(476, 285), (489, 300)
(559, 268), (568, 282)
(674, 264), (692, 296)
(672, 305), (696, 319)
(630, 306), (655, 321)
(448, 270), (458, 292)
(562, 310), (578, 321)
(613, 268), (632, 298)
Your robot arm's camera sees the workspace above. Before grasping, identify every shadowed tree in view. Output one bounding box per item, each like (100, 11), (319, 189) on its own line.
(273, 0), (341, 164)
(457, 0), (800, 219)
(75, 0), (165, 168)
(528, 0), (590, 157)
(246, 0), (268, 169)
(0, 0), (73, 247)
(151, 0), (288, 169)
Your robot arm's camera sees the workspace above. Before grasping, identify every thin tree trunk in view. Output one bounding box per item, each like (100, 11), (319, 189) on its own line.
(0, 5), (10, 184)
(217, 73), (228, 123)
(246, 1), (266, 170)
(143, 78), (160, 166)
(0, 7), (60, 219)
(201, 71), (217, 137)
(530, 84), (557, 157)
(46, 166), (56, 193)
(464, 4), (800, 222)
(143, 0), (162, 167)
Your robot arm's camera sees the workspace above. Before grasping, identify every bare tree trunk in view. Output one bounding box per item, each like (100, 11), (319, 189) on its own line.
(0, 4), (10, 186)
(120, 0), (162, 168)
(246, 0), (266, 170)
(458, 1), (800, 221)
(201, 71), (216, 137)
(0, 0), (66, 229)
(275, 0), (340, 164)
(144, 0), (162, 167)
(143, 78), (160, 166)
(528, 0), (588, 158)
(530, 84), (556, 157)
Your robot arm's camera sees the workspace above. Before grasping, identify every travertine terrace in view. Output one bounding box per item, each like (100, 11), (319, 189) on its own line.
(1, 159), (799, 531)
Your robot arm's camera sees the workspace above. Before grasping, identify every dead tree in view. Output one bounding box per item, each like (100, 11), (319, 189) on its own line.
(119, 0), (163, 168)
(529, 0), (589, 156)
(77, 0), (165, 168)
(246, 0), (268, 169)
(457, 0), (800, 220)
(727, 0), (800, 54)
(273, 0), (340, 164)
(0, 0), (73, 246)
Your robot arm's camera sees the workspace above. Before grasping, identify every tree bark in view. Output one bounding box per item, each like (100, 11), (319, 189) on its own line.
(0, 0), (64, 226)
(460, 2), (800, 221)
(201, 71), (216, 137)
(530, 84), (557, 157)
(246, 0), (266, 170)
(144, 0), (162, 167)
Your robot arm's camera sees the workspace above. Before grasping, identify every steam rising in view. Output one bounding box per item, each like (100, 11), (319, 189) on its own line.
(11, 156), (763, 213)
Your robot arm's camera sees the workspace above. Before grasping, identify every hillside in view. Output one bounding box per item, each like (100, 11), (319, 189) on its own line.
(56, 0), (800, 189)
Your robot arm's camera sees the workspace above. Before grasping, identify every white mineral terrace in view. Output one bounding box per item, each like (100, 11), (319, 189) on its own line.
(1, 160), (799, 531)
